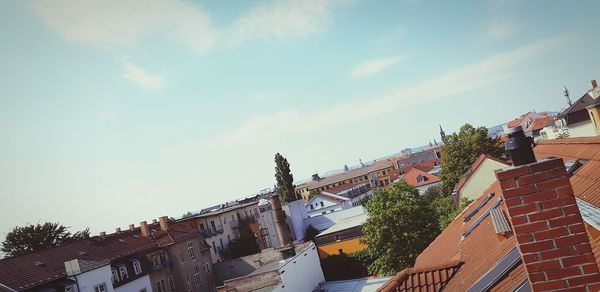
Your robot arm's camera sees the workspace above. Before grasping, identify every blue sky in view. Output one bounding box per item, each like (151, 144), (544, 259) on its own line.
(1, 0), (599, 238)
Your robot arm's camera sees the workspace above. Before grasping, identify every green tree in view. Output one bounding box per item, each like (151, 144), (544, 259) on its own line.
(321, 253), (369, 281)
(274, 153), (298, 205)
(361, 181), (439, 276)
(304, 224), (320, 242)
(1, 222), (90, 257)
(181, 211), (193, 219)
(439, 123), (505, 195)
(228, 234), (260, 258)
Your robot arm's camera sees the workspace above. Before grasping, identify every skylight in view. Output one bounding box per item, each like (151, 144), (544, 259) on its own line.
(463, 198), (503, 238)
(464, 193), (495, 222)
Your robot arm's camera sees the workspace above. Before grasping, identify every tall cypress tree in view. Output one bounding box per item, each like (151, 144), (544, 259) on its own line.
(274, 153), (297, 204)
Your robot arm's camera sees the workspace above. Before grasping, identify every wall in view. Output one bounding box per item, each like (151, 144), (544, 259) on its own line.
(588, 107), (600, 135)
(213, 247), (283, 285)
(273, 243), (325, 292)
(218, 271), (281, 292)
(258, 210), (281, 248)
(166, 238), (216, 292)
(567, 120), (597, 138)
(114, 275), (152, 292)
(304, 206), (367, 232)
(305, 195), (345, 217)
(459, 159), (507, 201)
(317, 238), (367, 259)
(74, 265), (113, 292)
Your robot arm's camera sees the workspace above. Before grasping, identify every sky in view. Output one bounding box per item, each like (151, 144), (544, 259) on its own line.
(1, 0), (600, 241)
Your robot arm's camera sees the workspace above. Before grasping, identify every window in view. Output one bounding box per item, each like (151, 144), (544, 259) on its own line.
(152, 254), (162, 269)
(65, 286), (74, 292)
(338, 248), (344, 254)
(112, 268), (119, 283)
(334, 235), (341, 242)
(417, 175), (426, 183)
(194, 266), (203, 287)
(219, 238), (224, 250)
(199, 223), (205, 231)
(94, 283), (107, 292)
(156, 279), (167, 292)
(227, 234), (231, 243)
(119, 265), (129, 279)
(168, 276), (176, 292)
(203, 261), (212, 273)
(133, 260), (142, 275)
(186, 275), (192, 291)
(310, 204), (314, 210)
(188, 241), (196, 260)
(320, 202), (324, 207)
(210, 220), (216, 232)
(212, 241), (217, 253)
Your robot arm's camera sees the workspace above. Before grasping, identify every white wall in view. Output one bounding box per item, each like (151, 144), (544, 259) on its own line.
(258, 210), (281, 248)
(459, 159), (507, 201)
(114, 275), (152, 292)
(272, 243), (324, 292)
(73, 265), (114, 292)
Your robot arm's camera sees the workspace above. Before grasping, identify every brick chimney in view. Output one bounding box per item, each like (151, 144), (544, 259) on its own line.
(115, 227), (121, 234)
(159, 216), (170, 231)
(271, 195), (292, 246)
(592, 80), (598, 89)
(496, 158), (600, 291)
(140, 221), (150, 238)
(129, 224), (135, 231)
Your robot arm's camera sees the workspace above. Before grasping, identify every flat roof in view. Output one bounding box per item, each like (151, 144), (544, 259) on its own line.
(318, 277), (391, 292)
(316, 213), (368, 237)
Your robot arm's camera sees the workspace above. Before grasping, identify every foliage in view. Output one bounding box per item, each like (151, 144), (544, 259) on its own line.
(321, 253), (369, 281)
(228, 234), (260, 258)
(361, 181), (439, 276)
(423, 182), (474, 231)
(557, 131), (570, 139)
(438, 198), (473, 230)
(307, 189), (320, 201)
(439, 123), (505, 195)
(181, 211), (193, 219)
(274, 153), (298, 205)
(304, 224), (320, 242)
(1, 222), (90, 256)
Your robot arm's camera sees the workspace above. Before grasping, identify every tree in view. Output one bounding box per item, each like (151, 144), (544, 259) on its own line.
(228, 234), (260, 258)
(181, 211), (193, 219)
(304, 224), (320, 242)
(1, 222), (90, 256)
(361, 181), (439, 276)
(439, 123), (505, 195)
(321, 253), (368, 281)
(274, 153), (298, 205)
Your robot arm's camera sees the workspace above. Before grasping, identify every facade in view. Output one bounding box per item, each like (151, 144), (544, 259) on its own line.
(305, 192), (353, 218)
(178, 201), (261, 263)
(453, 153), (509, 203)
(503, 111), (555, 138)
(0, 217), (215, 292)
(314, 213), (368, 259)
(391, 167), (441, 192)
(378, 137), (600, 291)
(540, 80), (600, 140)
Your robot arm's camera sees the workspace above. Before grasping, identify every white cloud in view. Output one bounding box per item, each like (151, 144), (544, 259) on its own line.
(214, 36), (569, 145)
(229, 0), (341, 45)
(487, 21), (518, 40)
(351, 55), (407, 79)
(30, 0), (217, 52)
(123, 62), (165, 90)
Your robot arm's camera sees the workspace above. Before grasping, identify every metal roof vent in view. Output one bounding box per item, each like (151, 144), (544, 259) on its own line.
(33, 261), (46, 267)
(490, 209), (511, 235)
(78, 251), (89, 256)
(505, 126), (536, 166)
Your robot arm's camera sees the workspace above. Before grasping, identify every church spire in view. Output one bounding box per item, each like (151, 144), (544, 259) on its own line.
(439, 124), (446, 141)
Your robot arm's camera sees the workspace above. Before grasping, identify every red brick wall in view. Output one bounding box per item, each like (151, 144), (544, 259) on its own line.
(496, 157), (600, 291)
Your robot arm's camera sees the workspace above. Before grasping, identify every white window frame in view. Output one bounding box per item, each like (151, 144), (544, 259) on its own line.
(194, 266), (203, 287)
(119, 265), (129, 279)
(203, 261), (211, 273)
(112, 268), (119, 283)
(94, 283), (107, 292)
(133, 260), (143, 275)
(156, 279), (167, 292)
(188, 241), (196, 259)
(168, 276), (176, 292)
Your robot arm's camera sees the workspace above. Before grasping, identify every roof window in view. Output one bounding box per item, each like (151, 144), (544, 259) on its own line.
(463, 198), (503, 238)
(464, 193), (495, 222)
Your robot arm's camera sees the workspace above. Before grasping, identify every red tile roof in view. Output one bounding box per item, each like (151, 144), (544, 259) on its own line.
(0, 219), (202, 291)
(400, 168), (441, 188)
(377, 261), (462, 292)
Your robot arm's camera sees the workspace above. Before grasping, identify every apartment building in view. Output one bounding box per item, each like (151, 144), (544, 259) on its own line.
(0, 217), (215, 292)
(178, 201), (261, 263)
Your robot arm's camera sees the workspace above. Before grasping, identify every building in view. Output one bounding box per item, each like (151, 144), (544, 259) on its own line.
(316, 277), (391, 292)
(305, 192), (353, 218)
(314, 213), (368, 259)
(179, 201), (262, 263)
(216, 243), (324, 292)
(503, 111), (555, 139)
(377, 135), (600, 291)
(0, 217), (215, 292)
(453, 153), (509, 204)
(540, 80), (600, 139)
(391, 167), (441, 193)
(294, 161), (395, 201)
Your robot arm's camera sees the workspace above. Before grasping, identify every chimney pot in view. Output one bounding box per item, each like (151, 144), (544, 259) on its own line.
(505, 126), (536, 166)
(592, 80), (598, 89)
(129, 224), (135, 231)
(152, 219), (158, 224)
(140, 221), (150, 238)
(115, 228), (121, 234)
(99, 231), (106, 237)
(159, 216), (170, 231)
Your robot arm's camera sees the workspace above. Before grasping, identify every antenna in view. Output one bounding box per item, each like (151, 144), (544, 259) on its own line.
(563, 86), (572, 106)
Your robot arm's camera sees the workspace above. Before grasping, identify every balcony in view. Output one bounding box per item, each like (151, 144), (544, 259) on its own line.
(199, 228), (223, 238)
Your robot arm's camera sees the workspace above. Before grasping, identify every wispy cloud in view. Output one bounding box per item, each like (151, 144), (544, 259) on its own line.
(351, 55), (407, 79)
(487, 21), (518, 40)
(123, 62), (165, 90)
(30, 0), (217, 53)
(214, 36), (569, 145)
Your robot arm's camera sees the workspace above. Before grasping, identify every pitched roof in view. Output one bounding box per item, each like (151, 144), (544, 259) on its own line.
(0, 220), (201, 291)
(307, 161), (394, 190)
(306, 192), (350, 207)
(557, 93), (596, 119)
(399, 168), (441, 188)
(534, 137), (600, 207)
(316, 213), (368, 237)
(454, 154), (508, 196)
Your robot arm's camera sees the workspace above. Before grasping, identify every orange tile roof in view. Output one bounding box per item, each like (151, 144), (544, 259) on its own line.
(400, 168), (441, 188)
(534, 137), (600, 207)
(377, 261), (462, 292)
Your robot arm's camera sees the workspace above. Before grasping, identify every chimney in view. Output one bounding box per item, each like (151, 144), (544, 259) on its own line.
(115, 228), (121, 234)
(99, 231), (106, 238)
(271, 195), (291, 246)
(129, 224), (135, 231)
(495, 156), (600, 291)
(159, 216), (170, 231)
(152, 219), (158, 224)
(505, 126), (536, 167)
(311, 173), (321, 181)
(592, 80), (598, 89)
(140, 221), (150, 238)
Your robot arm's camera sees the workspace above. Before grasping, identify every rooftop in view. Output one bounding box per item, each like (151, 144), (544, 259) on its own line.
(316, 213), (368, 237)
(317, 277), (391, 292)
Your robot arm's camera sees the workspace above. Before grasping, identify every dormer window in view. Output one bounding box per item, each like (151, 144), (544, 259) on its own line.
(320, 202), (324, 207)
(133, 260), (142, 275)
(119, 265), (128, 279)
(416, 175), (427, 183)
